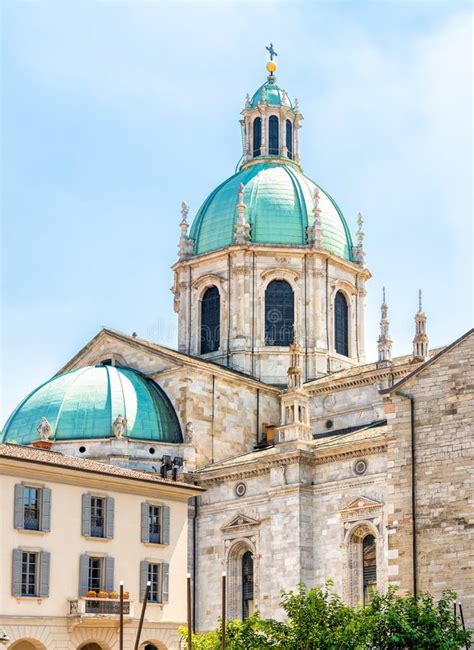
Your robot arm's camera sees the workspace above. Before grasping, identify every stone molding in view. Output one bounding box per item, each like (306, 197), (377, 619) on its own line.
(221, 513), (260, 532)
(193, 442), (386, 486)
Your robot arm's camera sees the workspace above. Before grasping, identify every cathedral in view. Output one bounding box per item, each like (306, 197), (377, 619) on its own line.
(2, 52), (473, 643)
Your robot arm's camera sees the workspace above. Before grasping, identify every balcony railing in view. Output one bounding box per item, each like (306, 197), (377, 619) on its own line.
(68, 598), (133, 619)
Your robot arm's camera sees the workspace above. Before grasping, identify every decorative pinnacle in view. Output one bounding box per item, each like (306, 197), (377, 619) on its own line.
(245, 93), (251, 108)
(418, 289), (423, 312)
(382, 286), (386, 305)
(237, 183), (246, 208)
(180, 201), (189, 222)
(294, 97), (299, 111)
(313, 187), (321, 211)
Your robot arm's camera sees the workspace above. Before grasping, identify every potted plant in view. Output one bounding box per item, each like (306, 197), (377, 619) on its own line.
(123, 591), (130, 600)
(97, 591), (108, 599)
(86, 590), (97, 598)
(108, 591), (118, 599)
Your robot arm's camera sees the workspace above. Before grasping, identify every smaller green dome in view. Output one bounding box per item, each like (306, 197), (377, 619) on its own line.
(250, 79), (293, 109)
(2, 366), (182, 445)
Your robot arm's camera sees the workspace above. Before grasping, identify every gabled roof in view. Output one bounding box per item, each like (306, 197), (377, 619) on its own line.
(380, 329), (473, 395)
(58, 328), (280, 394)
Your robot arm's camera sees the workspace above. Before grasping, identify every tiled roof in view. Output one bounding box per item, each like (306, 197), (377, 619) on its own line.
(0, 443), (204, 492)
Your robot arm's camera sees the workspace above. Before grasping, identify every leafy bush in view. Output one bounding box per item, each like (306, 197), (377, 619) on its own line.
(180, 583), (472, 649)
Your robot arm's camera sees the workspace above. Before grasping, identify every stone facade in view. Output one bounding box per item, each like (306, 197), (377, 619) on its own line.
(383, 332), (474, 621)
(47, 326), (474, 633)
(172, 245), (369, 385)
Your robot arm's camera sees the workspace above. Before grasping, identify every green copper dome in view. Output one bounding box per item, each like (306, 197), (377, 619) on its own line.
(250, 79), (293, 108)
(2, 366), (182, 445)
(189, 163), (353, 259)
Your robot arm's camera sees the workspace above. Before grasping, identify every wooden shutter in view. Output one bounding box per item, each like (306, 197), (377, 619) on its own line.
(162, 505), (170, 545)
(161, 562), (169, 604)
(139, 560), (149, 602)
(12, 549), (23, 597)
(14, 484), (24, 529)
(105, 497), (115, 539)
(79, 554), (89, 596)
(104, 556), (114, 592)
(81, 494), (91, 537)
(41, 487), (52, 532)
(39, 551), (50, 598)
(141, 503), (150, 543)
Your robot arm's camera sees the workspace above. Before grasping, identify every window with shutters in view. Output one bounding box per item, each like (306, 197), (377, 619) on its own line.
(200, 286), (220, 354)
(265, 280), (294, 346)
(21, 551), (38, 596)
(268, 115), (279, 155)
(23, 486), (40, 530)
(148, 563), (161, 603)
(14, 484), (51, 533)
(90, 497), (105, 537)
(88, 556), (103, 592)
(149, 505), (162, 544)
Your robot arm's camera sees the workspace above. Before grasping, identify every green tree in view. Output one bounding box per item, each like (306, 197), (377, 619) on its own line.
(179, 584), (472, 649)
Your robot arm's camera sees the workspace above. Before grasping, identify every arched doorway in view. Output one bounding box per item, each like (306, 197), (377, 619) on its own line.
(226, 540), (256, 620)
(10, 643), (39, 650)
(346, 522), (379, 606)
(79, 645), (103, 650)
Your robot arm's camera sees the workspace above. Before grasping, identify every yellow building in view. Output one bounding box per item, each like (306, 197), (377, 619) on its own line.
(0, 443), (203, 650)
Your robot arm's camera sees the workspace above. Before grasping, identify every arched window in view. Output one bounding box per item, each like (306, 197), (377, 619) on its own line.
(253, 118), (262, 156)
(200, 286), (220, 354)
(363, 534), (377, 605)
(242, 551), (254, 620)
(335, 291), (349, 356)
(286, 120), (293, 160)
(265, 280), (294, 346)
(268, 116), (279, 156)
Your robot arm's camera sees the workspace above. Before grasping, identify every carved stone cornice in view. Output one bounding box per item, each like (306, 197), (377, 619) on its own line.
(191, 440), (386, 487)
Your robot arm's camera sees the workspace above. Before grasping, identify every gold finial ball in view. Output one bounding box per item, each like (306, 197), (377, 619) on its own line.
(266, 61), (277, 74)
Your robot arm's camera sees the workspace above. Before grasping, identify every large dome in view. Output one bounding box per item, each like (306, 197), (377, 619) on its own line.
(2, 365), (182, 445)
(189, 162), (353, 259)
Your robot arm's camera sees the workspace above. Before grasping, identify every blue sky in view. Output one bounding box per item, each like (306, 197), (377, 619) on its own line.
(1, 0), (472, 425)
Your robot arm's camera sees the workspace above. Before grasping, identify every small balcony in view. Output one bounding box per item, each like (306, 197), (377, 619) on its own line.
(68, 597), (134, 626)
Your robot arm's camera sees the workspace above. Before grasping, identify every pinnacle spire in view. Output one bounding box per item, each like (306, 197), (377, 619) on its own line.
(412, 289), (429, 362)
(377, 286), (392, 367)
(352, 212), (366, 266)
(234, 183), (251, 244)
(307, 187), (323, 248)
(178, 202), (194, 259)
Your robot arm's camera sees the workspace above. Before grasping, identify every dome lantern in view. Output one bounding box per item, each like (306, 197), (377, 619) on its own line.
(240, 45), (303, 168)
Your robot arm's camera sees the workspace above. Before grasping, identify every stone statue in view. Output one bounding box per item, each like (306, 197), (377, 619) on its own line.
(112, 415), (128, 438)
(37, 417), (51, 441)
(185, 421), (194, 444)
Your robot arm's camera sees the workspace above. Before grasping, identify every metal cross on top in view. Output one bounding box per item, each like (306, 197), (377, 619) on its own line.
(266, 43), (278, 61)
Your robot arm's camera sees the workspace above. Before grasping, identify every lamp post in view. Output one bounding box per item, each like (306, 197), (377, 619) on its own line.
(187, 572), (192, 649)
(134, 581), (150, 650)
(221, 571), (226, 650)
(119, 581), (124, 650)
